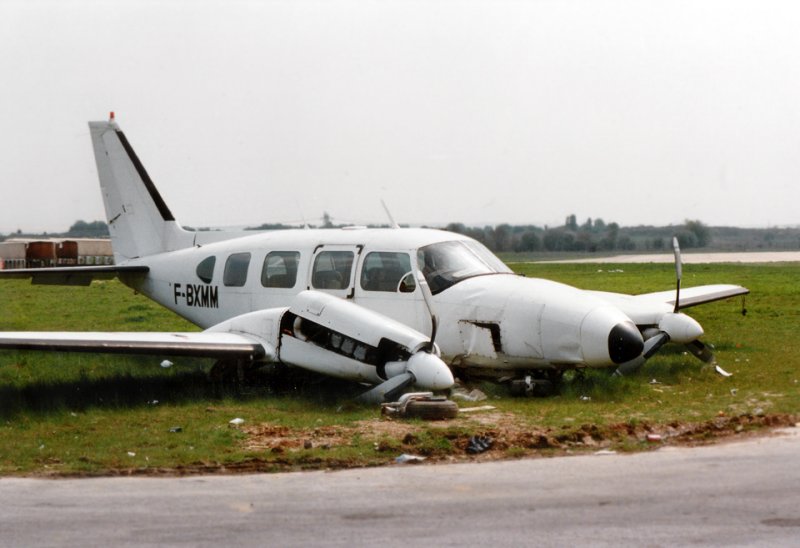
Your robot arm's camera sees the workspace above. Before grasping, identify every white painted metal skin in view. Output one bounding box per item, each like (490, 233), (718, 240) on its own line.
(0, 117), (749, 395)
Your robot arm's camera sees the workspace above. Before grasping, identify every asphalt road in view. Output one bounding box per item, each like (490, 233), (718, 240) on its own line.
(2, 428), (799, 547)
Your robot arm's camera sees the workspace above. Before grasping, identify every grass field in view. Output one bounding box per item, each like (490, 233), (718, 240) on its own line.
(1, 262), (798, 476)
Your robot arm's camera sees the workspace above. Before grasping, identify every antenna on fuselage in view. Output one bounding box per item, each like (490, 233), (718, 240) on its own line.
(380, 199), (400, 229)
(295, 199), (310, 229)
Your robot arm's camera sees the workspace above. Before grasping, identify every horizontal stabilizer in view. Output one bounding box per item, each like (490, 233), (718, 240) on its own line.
(0, 265), (149, 286)
(0, 331), (269, 359)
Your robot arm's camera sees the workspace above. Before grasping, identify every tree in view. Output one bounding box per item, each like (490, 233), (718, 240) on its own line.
(445, 223), (467, 235)
(683, 219), (711, 247)
(543, 229), (575, 251)
(515, 231), (541, 252)
(675, 230), (698, 248)
(494, 224), (512, 252)
(65, 220), (109, 238)
(565, 214), (578, 231)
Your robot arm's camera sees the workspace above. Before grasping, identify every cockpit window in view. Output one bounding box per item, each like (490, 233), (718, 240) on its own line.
(417, 240), (512, 294)
(261, 251), (300, 288)
(196, 256), (215, 284)
(360, 252), (415, 293)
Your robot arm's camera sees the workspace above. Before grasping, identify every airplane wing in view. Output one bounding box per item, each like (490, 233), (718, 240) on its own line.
(0, 265), (149, 286)
(587, 284), (749, 325)
(0, 331), (272, 360)
(626, 284), (749, 310)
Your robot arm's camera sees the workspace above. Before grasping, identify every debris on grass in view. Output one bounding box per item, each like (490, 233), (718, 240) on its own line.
(451, 388), (488, 402)
(229, 418), (245, 427)
(458, 405), (497, 414)
(466, 435), (493, 454)
(395, 453), (426, 464)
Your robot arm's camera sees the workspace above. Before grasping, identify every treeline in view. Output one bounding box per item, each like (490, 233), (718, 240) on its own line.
(6, 217), (800, 253)
(444, 216), (712, 253)
(0, 220), (110, 242)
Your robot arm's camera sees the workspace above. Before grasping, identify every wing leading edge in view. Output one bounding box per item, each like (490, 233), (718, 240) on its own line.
(626, 284), (749, 310)
(0, 265), (149, 286)
(0, 331), (272, 360)
(588, 284), (749, 324)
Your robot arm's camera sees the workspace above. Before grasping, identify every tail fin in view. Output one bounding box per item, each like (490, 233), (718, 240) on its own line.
(89, 117), (193, 262)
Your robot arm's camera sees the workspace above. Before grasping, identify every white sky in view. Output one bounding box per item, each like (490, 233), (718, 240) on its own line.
(1, 0), (799, 233)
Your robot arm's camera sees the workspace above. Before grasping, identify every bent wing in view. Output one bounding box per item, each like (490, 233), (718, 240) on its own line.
(0, 265), (149, 286)
(0, 331), (272, 360)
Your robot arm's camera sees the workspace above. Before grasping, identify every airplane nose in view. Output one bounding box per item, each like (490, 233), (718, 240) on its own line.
(608, 322), (644, 364)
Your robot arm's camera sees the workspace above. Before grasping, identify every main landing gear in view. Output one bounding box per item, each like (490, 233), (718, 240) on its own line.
(507, 370), (564, 397)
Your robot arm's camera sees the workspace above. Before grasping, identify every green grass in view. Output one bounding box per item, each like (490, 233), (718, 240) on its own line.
(0, 263), (798, 475)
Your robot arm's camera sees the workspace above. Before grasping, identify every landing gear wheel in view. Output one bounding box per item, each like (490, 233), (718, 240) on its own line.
(404, 399), (459, 420)
(508, 374), (559, 397)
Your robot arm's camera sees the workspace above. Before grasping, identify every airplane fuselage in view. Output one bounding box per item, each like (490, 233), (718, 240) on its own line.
(122, 227), (642, 378)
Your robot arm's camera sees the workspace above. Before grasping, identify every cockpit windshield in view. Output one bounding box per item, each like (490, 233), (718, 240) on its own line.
(417, 240), (513, 294)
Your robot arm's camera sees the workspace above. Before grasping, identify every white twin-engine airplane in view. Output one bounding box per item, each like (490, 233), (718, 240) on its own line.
(0, 116), (749, 402)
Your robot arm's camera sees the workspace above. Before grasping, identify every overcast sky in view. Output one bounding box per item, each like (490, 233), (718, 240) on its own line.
(1, 0), (799, 233)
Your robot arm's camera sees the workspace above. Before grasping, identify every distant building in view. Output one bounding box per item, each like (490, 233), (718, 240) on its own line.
(0, 238), (113, 269)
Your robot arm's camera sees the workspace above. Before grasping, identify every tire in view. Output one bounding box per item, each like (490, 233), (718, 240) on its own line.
(404, 399), (459, 420)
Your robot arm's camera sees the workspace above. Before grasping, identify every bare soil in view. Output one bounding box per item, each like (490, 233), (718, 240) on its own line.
(89, 411), (798, 477)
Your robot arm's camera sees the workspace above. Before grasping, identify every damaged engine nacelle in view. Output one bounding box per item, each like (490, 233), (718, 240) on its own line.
(206, 290), (453, 391)
(281, 291), (451, 388)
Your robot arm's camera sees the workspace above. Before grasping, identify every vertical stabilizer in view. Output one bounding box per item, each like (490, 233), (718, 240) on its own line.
(89, 117), (193, 262)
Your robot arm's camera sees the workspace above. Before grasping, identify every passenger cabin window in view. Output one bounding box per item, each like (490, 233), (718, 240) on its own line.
(196, 256), (216, 284)
(360, 252), (415, 293)
(312, 251), (353, 290)
(261, 251), (300, 288)
(223, 252), (251, 287)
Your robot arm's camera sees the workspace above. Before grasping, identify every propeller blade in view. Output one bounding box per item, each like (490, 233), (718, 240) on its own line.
(672, 236), (682, 313)
(416, 272), (439, 350)
(613, 355), (645, 376)
(685, 339), (714, 363)
(613, 332), (670, 376)
(643, 332), (671, 359)
(714, 365), (733, 377)
(357, 372), (415, 404)
(684, 340), (733, 377)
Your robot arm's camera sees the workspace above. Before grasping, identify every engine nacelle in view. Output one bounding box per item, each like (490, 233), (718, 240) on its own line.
(659, 312), (704, 343)
(203, 291), (452, 389)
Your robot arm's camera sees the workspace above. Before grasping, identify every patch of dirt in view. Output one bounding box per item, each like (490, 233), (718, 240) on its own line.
(229, 411), (798, 471)
(44, 411), (799, 478)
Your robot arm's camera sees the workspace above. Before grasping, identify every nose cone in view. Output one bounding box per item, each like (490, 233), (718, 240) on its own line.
(608, 322), (644, 364)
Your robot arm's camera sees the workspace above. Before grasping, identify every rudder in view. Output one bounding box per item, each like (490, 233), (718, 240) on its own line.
(89, 116), (193, 262)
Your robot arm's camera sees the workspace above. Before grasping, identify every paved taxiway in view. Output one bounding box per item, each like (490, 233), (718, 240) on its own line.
(538, 250), (800, 264)
(2, 427), (799, 547)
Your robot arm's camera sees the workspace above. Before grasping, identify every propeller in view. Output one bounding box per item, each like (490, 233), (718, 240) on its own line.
(613, 331), (670, 376)
(357, 272), (451, 403)
(615, 236), (727, 376)
(672, 236), (682, 313)
(685, 339), (732, 377)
